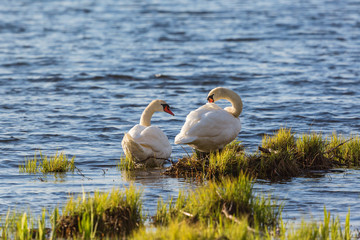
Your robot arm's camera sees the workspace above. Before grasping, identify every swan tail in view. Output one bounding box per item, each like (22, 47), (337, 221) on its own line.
(174, 134), (197, 145)
(121, 133), (146, 161)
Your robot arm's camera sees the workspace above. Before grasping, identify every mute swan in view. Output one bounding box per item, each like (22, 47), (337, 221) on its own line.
(122, 99), (174, 165)
(175, 87), (242, 152)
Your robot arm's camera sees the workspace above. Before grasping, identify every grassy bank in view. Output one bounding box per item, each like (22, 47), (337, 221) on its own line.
(0, 173), (353, 239)
(165, 128), (360, 181)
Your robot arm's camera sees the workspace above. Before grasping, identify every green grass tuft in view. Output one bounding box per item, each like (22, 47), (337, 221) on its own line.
(117, 155), (136, 171)
(19, 151), (75, 174)
(207, 140), (247, 178)
(164, 140), (246, 180)
(255, 128), (300, 180)
(262, 128), (296, 152)
(296, 132), (328, 169)
(56, 185), (143, 238)
(154, 173), (282, 230)
(343, 135), (360, 167)
(136, 207), (352, 240)
(282, 207), (352, 240)
(0, 209), (52, 240)
(131, 219), (253, 240)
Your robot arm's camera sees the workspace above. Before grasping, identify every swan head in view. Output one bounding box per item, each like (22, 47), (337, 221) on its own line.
(206, 87), (243, 117)
(152, 100), (174, 116)
(207, 87), (227, 103)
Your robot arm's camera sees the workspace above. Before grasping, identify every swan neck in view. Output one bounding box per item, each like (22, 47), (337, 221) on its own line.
(224, 91), (243, 118)
(140, 105), (154, 126)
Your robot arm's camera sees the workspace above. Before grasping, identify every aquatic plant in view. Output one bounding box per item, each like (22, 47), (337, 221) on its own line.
(56, 185), (143, 238)
(117, 155), (136, 171)
(154, 173), (282, 230)
(19, 151), (75, 174)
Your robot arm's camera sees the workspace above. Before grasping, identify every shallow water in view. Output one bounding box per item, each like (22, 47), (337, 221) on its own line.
(0, 0), (360, 227)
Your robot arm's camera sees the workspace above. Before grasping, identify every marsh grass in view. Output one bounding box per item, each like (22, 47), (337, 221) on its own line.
(325, 133), (346, 165)
(0, 186), (353, 240)
(56, 185), (143, 238)
(0, 185), (143, 239)
(296, 132), (328, 169)
(164, 141), (246, 180)
(281, 208), (351, 240)
(325, 134), (360, 167)
(154, 173), (282, 230)
(0, 209), (52, 240)
(131, 219), (252, 240)
(117, 155), (136, 171)
(167, 128), (360, 181)
(255, 128), (300, 180)
(19, 151), (75, 174)
(207, 141), (247, 177)
(344, 135), (360, 166)
(136, 207), (352, 240)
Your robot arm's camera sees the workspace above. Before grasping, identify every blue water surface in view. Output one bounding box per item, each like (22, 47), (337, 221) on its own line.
(0, 0), (360, 227)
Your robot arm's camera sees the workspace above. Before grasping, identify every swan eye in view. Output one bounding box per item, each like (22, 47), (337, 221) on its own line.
(207, 94), (214, 103)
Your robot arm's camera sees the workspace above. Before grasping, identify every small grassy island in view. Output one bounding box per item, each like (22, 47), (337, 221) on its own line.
(165, 128), (360, 181)
(19, 151), (75, 174)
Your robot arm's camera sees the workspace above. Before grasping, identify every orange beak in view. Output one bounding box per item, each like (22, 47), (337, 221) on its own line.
(164, 106), (174, 116)
(207, 95), (214, 103)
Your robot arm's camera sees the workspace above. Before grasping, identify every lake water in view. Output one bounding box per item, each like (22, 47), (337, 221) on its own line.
(1, 0), (360, 227)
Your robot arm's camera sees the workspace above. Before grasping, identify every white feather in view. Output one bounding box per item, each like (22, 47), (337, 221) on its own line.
(175, 103), (241, 152)
(121, 99), (173, 164)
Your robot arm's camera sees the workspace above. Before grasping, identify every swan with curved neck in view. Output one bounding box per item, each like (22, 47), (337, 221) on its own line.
(122, 99), (174, 165)
(140, 100), (174, 126)
(207, 87), (243, 117)
(175, 87), (242, 152)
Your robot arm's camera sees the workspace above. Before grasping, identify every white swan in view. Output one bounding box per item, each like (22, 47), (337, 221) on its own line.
(175, 87), (242, 152)
(121, 100), (174, 165)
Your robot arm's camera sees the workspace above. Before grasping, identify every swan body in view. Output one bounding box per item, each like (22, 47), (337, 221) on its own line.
(175, 87), (242, 152)
(122, 100), (174, 165)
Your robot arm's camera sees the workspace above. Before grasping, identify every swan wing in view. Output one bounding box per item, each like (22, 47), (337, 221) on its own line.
(176, 104), (235, 141)
(188, 109), (240, 138)
(127, 125), (171, 159)
(175, 103), (241, 151)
